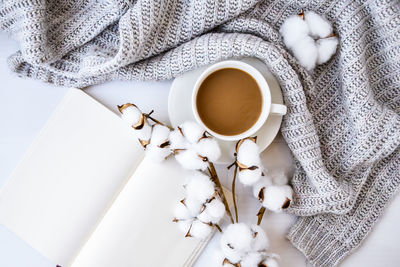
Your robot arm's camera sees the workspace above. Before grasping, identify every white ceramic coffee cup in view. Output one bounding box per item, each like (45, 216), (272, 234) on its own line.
(192, 60), (287, 141)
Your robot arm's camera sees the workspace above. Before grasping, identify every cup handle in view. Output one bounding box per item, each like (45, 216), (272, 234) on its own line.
(270, 103), (287, 116)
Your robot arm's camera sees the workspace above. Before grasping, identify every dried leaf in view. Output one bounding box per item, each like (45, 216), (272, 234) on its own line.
(178, 126), (184, 136)
(174, 148), (186, 155)
(235, 136), (257, 152)
(258, 187), (265, 201)
(139, 139), (150, 148)
(133, 114), (145, 130)
(282, 198), (291, 209)
(117, 103), (137, 113)
(247, 165), (259, 171)
(236, 160), (248, 170)
(298, 10), (305, 19)
(159, 140), (170, 148)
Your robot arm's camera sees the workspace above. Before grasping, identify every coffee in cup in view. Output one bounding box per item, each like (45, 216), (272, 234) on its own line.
(192, 60), (287, 141)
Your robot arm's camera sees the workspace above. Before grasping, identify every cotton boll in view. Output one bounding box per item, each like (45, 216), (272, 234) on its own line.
(305, 11), (333, 39)
(190, 220), (213, 239)
(180, 121), (204, 144)
(237, 139), (261, 167)
(175, 149), (208, 170)
(239, 167), (262, 186)
(174, 201), (192, 220)
(260, 257), (279, 267)
(184, 197), (203, 217)
(250, 224), (269, 251)
(194, 137), (221, 162)
(280, 15), (310, 49)
(271, 170), (288, 186)
(199, 198), (225, 224)
(145, 124), (171, 161)
(316, 36), (338, 64)
(221, 223), (253, 253)
(206, 198), (225, 220)
(177, 219), (192, 233)
(135, 119), (152, 141)
(252, 176), (273, 199)
(262, 185), (292, 212)
(292, 35), (318, 71)
(146, 145), (171, 162)
(241, 252), (263, 267)
(221, 248), (243, 264)
(150, 124), (170, 145)
(222, 261), (236, 267)
(119, 104), (142, 126)
(169, 129), (189, 149)
(282, 185), (293, 202)
(197, 208), (213, 223)
(186, 172), (215, 203)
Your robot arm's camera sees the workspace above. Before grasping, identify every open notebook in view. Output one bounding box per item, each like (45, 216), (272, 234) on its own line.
(0, 88), (214, 267)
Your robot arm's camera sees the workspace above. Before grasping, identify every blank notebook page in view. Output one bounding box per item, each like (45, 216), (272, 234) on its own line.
(71, 157), (212, 267)
(0, 89), (144, 266)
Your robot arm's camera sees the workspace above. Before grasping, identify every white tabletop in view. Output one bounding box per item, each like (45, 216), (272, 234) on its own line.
(0, 31), (399, 267)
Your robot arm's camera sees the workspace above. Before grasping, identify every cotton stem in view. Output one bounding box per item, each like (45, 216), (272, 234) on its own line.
(208, 162), (234, 224)
(232, 164), (239, 223)
(144, 110), (174, 130)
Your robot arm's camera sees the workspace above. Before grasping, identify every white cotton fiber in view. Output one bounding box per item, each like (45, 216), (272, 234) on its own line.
(194, 137), (221, 162)
(180, 121), (204, 144)
(280, 11), (338, 71)
(250, 224), (269, 251)
(238, 167), (262, 186)
(190, 220), (212, 239)
(175, 149), (208, 170)
(271, 170), (288, 186)
(237, 139), (261, 167)
(186, 172), (215, 203)
(241, 252), (263, 267)
(221, 248), (243, 264)
(197, 208), (213, 223)
(146, 144), (170, 162)
(184, 197), (203, 216)
(177, 219), (192, 233)
(174, 201), (192, 220)
(305, 11), (332, 39)
(282, 185), (293, 201)
(145, 124), (171, 162)
(120, 105), (142, 126)
(316, 36), (339, 64)
(221, 223), (253, 252)
(292, 35), (318, 71)
(252, 176), (273, 199)
(280, 15), (310, 49)
(169, 129), (189, 149)
(262, 185), (293, 212)
(149, 124), (170, 145)
(206, 198), (225, 220)
(135, 119), (152, 141)
(222, 261), (236, 267)
(198, 198), (225, 224)
(261, 257), (279, 267)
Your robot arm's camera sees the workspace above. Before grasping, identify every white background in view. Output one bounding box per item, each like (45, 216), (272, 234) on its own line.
(0, 31), (399, 267)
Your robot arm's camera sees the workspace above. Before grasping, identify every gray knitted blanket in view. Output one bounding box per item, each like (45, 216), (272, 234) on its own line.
(1, 0), (399, 266)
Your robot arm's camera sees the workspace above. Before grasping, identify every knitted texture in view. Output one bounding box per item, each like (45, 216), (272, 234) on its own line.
(1, 0), (399, 266)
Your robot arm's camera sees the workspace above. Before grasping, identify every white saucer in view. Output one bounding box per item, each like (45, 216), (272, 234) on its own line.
(168, 57), (284, 164)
